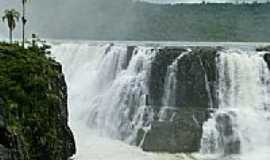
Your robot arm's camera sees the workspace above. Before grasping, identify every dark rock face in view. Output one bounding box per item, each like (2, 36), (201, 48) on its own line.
(256, 46), (270, 52)
(49, 62), (76, 158)
(142, 107), (209, 153)
(0, 43), (75, 160)
(215, 113), (240, 155)
(0, 98), (11, 160)
(123, 46), (135, 70)
(263, 53), (270, 69)
(141, 47), (218, 153)
(148, 47), (186, 108)
(257, 46), (270, 69)
(175, 47), (218, 109)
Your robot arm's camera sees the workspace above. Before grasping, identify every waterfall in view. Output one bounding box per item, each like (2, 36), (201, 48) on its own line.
(201, 49), (270, 159)
(86, 46), (156, 144)
(52, 42), (156, 145)
(51, 41), (270, 160)
(159, 51), (190, 122)
(51, 43), (108, 121)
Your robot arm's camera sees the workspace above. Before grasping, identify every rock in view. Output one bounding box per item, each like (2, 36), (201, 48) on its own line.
(175, 47), (218, 109)
(257, 46), (270, 69)
(141, 47), (218, 153)
(256, 46), (270, 52)
(215, 113), (240, 155)
(54, 67), (76, 158)
(142, 107), (209, 153)
(148, 47), (187, 108)
(263, 53), (270, 69)
(0, 43), (76, 159)
(123, 46), (135, 69)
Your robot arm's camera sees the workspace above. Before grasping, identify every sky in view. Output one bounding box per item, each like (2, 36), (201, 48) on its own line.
(0, 0), (269, 41)
(0, 0), (21, 39)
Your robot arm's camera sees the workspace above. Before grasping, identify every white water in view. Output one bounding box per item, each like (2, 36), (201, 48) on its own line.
(201, 49), (270, 160)
(159, 51), (190, 122)
(51, 41), (270, 160)
(51, 42), (198, 160)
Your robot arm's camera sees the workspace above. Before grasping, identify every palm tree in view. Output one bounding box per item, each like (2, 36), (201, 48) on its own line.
(2, 9), (20, 43)
(22, 0), (29, 48)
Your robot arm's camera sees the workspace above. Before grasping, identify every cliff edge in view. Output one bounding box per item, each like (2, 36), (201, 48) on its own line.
(0, 43), (75, 160)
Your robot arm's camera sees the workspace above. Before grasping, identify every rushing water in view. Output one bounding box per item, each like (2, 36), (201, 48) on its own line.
(201, 49), (270, 160)
(51, 42), (195, 160)
(51, 41), (270, 160)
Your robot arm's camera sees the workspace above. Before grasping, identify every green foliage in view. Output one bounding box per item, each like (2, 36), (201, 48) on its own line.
(2, 9), (20, 43)
(0, 43), (68, 159)
(2, 9), (20, 30)
(29, 2), (270, 41)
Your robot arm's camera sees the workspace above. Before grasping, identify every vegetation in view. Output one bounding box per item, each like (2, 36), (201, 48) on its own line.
(2, 9), (20, 43)
(1, 0), (30, 47)
(0, 1), (75, 159)
(33, 1), (270, 41)
(0, 42), (75, 159)
(123, 2), (270, 41)
(22, 0), (29, 48)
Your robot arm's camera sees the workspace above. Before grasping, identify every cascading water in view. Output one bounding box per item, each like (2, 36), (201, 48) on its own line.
(52, 42), (195, 160)
(86, 45), (155, 143)
(159, 51), (190, 122)
(51, 41), (270, 160)
(201, 49), (270, 160)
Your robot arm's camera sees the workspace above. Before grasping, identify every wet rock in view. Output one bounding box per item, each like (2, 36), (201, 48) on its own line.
(123, 46), (136, 69)
(142, 47), (218, 153)
(215, 113), (240, 155)
(256, 46), (270, 52)
(263, 53), (270, 69)
(148, 47), (187, 108)
(142, 107), (209, 153)
(175, 47), (218, 109)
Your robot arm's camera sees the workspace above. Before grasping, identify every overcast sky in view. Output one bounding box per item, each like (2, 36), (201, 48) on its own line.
(0, 0), (21, 39)
(0, 0), (269, 40)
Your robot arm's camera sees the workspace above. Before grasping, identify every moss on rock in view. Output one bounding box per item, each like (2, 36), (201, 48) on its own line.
(0, 42), (75, 160)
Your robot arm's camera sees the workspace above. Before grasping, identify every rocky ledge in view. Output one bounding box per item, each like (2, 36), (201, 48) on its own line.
(0, 43), (75, 160)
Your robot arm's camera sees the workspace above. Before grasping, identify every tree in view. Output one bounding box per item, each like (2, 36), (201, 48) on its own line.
(2, 9), (20, 43)
(22, 0), (29, 48)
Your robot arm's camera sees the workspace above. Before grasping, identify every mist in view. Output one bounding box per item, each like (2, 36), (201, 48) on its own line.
(0, 0), (134, 40)
(1, 0), (270, 41)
